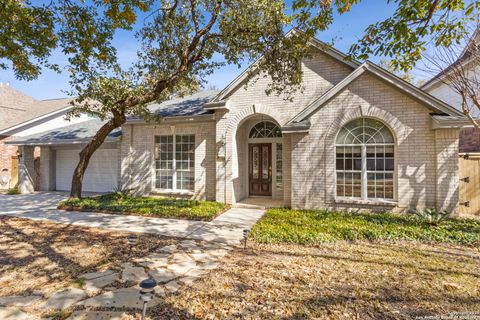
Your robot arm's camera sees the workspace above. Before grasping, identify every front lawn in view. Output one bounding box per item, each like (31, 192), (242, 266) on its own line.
(155, 242), (480, 319)
(0, 216), (175, 317)
(251, 208), (480, 246)
(59, 193), (229, 221)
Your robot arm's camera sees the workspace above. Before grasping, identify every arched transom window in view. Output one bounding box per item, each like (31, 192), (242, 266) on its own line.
(249, 121), (282, 138)
(335, 118), (395, 200)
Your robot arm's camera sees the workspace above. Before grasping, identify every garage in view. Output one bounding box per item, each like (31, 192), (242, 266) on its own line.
(55, 148), (118, 192)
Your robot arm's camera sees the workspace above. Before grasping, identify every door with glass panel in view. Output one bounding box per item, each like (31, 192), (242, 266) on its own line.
(249, 143), (272, 196)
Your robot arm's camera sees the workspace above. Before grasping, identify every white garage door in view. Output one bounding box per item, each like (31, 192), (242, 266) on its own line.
(55, 148), (118, 192)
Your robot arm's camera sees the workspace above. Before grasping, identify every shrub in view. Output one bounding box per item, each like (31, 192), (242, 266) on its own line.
(6, 187), (20, 195)
(412, 208), (450, 225)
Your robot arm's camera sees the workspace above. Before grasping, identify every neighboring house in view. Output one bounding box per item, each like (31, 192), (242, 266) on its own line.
(7, 36), (472, 214)
(422, 29), (480, 153)
(0, 83), (72, 189)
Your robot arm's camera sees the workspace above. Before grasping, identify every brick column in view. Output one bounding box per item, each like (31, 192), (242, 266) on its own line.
(435, 128), (460, 214)
(18, 145), (35, 193)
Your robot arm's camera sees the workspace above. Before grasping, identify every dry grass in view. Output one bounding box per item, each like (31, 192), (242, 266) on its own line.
(151, 242), (480, 319)
(0, 216), (175, 312)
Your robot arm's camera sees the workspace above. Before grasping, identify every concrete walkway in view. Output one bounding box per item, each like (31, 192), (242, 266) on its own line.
(0, 192), (264, 244)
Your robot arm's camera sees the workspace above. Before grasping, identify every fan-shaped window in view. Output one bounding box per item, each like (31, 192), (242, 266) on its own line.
(249, 121), (282, 138)
(336, 118), (395, 200)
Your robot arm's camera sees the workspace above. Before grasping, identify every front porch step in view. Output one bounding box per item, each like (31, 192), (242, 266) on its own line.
(232, 202), (267, 210)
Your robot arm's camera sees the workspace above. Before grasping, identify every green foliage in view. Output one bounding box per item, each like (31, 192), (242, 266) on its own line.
(251, 208), (480, 246)
(112, 186), (133, 201)
(44, 310), (70, 320)
(59, 193), (228, 221)
(413, 208), (450, 225)
(6, 187), (20, 195)
(350, 0), (480, 71)
(71, 277), (86, 288)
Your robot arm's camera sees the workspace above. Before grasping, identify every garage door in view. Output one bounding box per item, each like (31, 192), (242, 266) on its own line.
(55, 149), (118, 192)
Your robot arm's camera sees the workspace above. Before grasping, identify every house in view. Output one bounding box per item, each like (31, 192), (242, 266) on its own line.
(422, 29), (480, 154)
(6, 37), (472, 214)
(0, 83), (72, 190)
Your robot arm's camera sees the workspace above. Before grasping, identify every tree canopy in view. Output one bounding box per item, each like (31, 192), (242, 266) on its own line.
(1, 0), (478, 197)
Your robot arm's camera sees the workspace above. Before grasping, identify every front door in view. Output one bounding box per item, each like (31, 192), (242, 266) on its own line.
(249, 143), (272, 196)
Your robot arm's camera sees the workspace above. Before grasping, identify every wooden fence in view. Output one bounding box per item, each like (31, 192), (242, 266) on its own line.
(459, 153), (480, 216)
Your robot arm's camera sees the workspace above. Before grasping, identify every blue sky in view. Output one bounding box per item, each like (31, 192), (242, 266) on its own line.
(1, 2), (408, 100)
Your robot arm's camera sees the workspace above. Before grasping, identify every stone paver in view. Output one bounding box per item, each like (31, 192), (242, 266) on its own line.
(80, 270), (116, 280)
(120, 263), (147, 283)
(77, 287), (160, 309)
(134, 254), (169, 269)
(84, 273), (119, 295)
(0, 307), (39, 320)
(0, 295), (42, 307)
(148, 269), (179, 283)
(164, 280), (181, 292)
(43, 288), (87, 310)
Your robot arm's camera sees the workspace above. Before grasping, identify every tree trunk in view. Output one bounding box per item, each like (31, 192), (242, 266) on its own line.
(70, 115), (125, 199)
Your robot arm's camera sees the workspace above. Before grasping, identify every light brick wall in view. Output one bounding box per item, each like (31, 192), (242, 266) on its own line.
(435, 128), (460, 214)
(120, 121), (216, 200)
(120, 50), (460, 212)
(289, 73), (459, 212)
(216, 50), (353, 204)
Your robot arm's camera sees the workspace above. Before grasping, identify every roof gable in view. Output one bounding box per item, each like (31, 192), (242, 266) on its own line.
(210, 31), (360, 104)
(0, 83), (72, 134)
(287, 61), (464, 126)
(422, 28), (479, 90)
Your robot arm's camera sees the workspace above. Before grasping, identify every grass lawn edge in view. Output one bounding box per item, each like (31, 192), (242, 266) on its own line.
(58, 194), (230, 221)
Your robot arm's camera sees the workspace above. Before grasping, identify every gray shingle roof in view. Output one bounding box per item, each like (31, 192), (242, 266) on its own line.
(7, 119), (121, 145)
(0, 84), (72, 132)
(7, 90), (217, 145)
(146, 90), (218, 118)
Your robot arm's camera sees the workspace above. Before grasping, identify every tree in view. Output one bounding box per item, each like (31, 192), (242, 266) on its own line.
(378, 59), (416, 83)
(421, 27), (480, 127)
(1, 0), (479, 198)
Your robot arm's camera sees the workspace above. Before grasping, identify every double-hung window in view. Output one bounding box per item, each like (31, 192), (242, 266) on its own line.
(154, 135), (195, 191)
(335, 118), (394, 201)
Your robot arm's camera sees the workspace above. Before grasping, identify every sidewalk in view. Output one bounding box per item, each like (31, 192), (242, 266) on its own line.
(0, 193), (264, 244)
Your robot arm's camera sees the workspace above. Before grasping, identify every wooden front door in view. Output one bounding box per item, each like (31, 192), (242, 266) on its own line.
(249, 143), (272, 196)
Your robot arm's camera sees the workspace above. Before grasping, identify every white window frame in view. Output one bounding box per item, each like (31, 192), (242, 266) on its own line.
(335, 118), (395, 202)
(153, 134), (195, 193)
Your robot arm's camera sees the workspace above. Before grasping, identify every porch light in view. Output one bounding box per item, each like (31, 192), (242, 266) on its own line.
(139, 278), (157, 320)
(16, 149), (22, 158)
(243, 229), (250, 249)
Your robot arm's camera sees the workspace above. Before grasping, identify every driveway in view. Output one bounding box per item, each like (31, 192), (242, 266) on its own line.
(0, 192), (68, 213)
(0, 192), (264, 244)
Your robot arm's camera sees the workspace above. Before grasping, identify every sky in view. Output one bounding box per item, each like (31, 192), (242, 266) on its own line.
(0, 1), (408, 100)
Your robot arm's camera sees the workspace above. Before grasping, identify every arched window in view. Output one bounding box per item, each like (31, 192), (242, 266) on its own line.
(335, 118), (395, 200)
(249, 121), (282, 138)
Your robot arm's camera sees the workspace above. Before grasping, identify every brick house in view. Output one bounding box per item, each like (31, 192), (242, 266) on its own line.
(0, 84), (71, 190)
(422, 29), (480, 154)
(7, 36), (473, 214)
